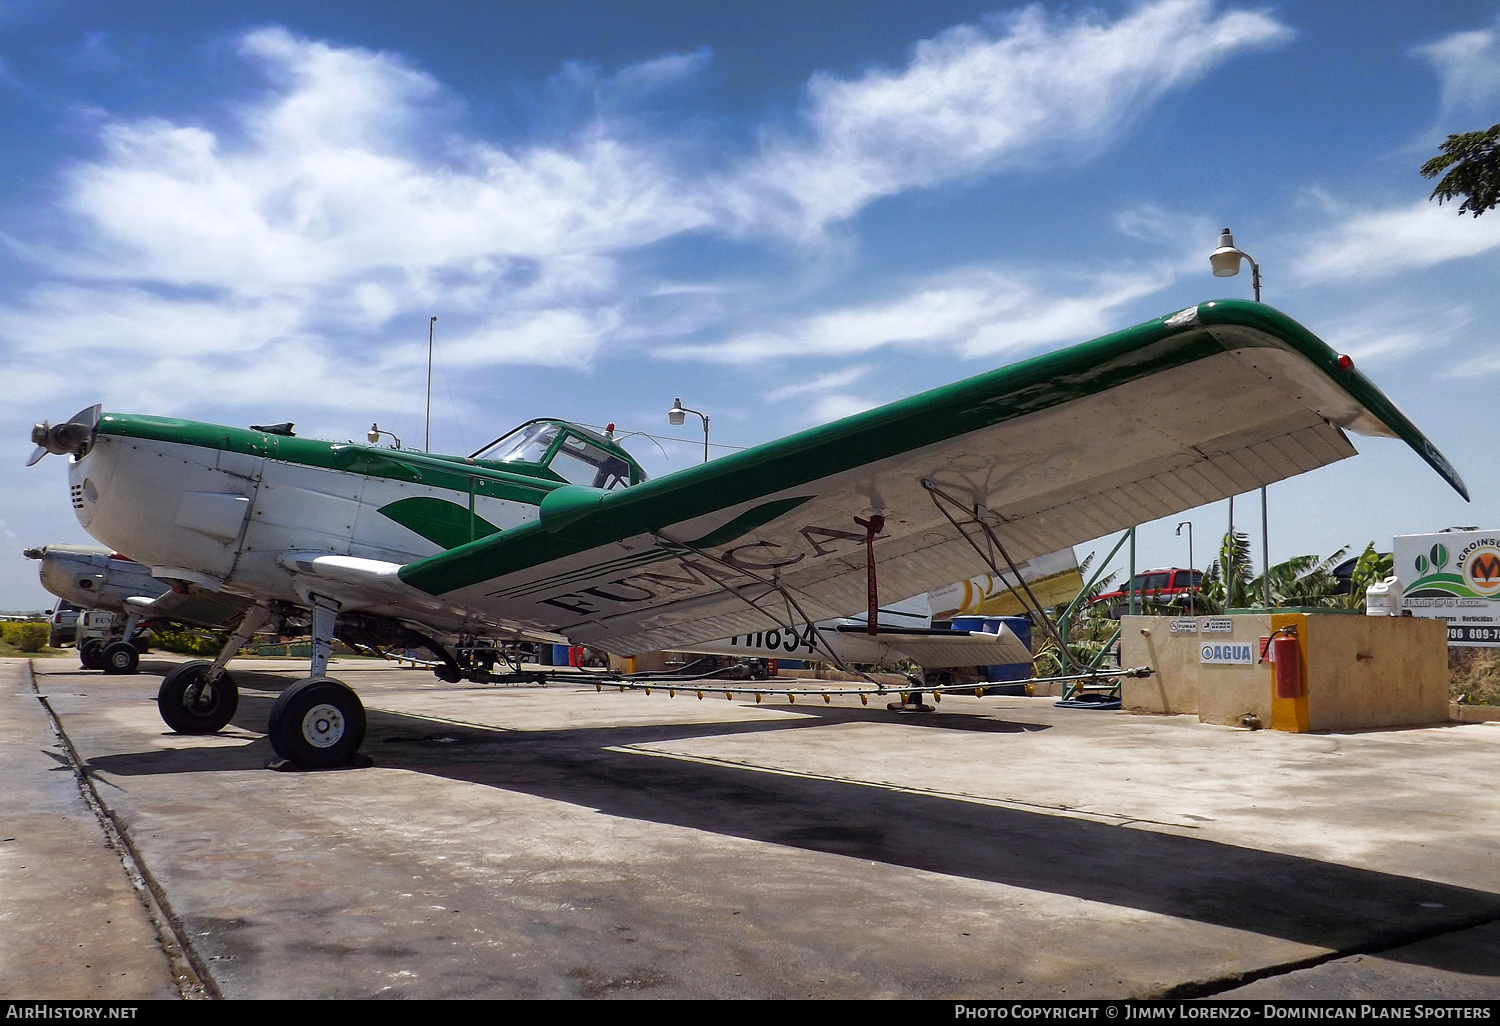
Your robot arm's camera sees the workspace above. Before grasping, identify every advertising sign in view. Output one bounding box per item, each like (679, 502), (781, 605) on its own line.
(1395, 531), (1500, 647)
(927, 547), (1083, 619)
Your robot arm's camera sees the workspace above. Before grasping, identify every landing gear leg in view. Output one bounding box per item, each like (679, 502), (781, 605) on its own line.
(102, 612), (143, 675)
(266, 597), (367, 770)
(156, 604), (270, 733)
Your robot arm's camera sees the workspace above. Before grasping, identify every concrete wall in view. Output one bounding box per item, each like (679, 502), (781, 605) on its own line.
(1121, 612), (1448, 731)
(1302, 614), (1448, 731)
(1121, 614), (1270, 725)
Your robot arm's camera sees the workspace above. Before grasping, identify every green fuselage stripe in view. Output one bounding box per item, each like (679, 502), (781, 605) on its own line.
(377, 497), (502, 550)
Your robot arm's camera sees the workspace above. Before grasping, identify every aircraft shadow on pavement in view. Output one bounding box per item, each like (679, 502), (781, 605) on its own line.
(79, 692), (1500, 979)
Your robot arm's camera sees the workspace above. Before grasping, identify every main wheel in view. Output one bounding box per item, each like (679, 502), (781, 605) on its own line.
(157, 660), (239, 734)
(102, 641), (140, 675)
(79, 639), (105, 670)
(267, 677), (366, 769)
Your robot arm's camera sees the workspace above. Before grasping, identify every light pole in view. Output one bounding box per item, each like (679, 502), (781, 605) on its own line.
(425, 315), (437, 453)
(1210, 228), (1272, 608)
(668, 397), (710, 463)
(1176, 521), (1195, 618)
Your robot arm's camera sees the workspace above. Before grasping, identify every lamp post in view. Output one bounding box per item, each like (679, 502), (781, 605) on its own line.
(1176, 521), (1195, 618)
(668, 397), (710, 463)
(425, 315), (437, 453)
(1209, 228), (1272, 608)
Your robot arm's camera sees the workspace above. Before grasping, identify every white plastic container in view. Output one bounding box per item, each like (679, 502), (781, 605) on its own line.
(1365, 575), (1403, 616)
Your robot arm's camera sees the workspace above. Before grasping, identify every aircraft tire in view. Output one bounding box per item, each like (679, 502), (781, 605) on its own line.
(267, 677), (366, 769)
(102, 641), (140, 674)
(79, 639), (106, 670)
(158, 660), (239, 734)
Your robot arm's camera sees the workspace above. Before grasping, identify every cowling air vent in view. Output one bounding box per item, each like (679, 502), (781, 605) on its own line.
(70, 483), (85, 510)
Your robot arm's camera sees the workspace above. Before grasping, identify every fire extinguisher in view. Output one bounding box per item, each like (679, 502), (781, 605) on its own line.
(1268, 626), (1301, 699)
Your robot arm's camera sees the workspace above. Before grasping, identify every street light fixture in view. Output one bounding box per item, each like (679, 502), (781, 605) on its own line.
(1210, 227), (1261, 301)
(367, 423), (402, 449)
(668, 397), (710, 463)
(1209, 227), (1272, 608)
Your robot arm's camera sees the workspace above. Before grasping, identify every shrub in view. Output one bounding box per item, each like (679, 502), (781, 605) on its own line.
(2, 622), (50, 652)
(151, 629), (225, 658)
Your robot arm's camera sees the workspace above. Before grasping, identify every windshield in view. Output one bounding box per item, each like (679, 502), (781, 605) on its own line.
(480, 422), (560, 464)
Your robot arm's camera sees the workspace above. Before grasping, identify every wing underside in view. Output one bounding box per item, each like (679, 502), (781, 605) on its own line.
(397, 302), (1466, 655)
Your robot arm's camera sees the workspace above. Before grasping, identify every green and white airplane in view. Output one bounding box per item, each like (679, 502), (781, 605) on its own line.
(28, 300), (1468, 769)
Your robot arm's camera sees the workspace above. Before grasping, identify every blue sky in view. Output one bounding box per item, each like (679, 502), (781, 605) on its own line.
(3, 0), (1499, 607)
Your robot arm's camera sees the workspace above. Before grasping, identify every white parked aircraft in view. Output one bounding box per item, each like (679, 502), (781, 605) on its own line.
(28, 302), (1467, 768)
(677, 590), (1035, 674)
(25, 543), (250, 672)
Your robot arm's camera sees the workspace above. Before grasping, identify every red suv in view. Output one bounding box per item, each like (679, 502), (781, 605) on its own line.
(1092, 568), (1203, 618)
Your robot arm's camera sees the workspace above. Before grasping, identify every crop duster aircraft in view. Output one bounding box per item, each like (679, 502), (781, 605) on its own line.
(28, 301), (1467, 769)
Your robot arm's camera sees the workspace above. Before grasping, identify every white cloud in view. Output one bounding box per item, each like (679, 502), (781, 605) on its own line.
(662, 263), (1174, 364)
(724, 0), (1292, 236)
(767, 366), (869, 401)
(1293, 198), (1500, 281)
(0, 283), (308, 358)
(1414, 21), (1500, 117)
(59, 34), (709, 290)
(1318, 306), (1474, 366)
(0, 26), (719, 420)
(441, 308), (623, 369)
(808, 393), (880, 424)
(0, 7), (1291, 426)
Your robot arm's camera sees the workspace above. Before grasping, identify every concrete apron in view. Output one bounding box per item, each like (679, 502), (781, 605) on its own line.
(12, 655), (1500, 999)
(0, 658), (179, 999)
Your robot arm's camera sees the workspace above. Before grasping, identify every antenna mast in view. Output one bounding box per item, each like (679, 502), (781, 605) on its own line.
(425, 315), (437, 452)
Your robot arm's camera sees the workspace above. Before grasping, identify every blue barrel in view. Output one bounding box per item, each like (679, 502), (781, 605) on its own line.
(552, 644), (571, 666)
(986, 615), (1032, 682)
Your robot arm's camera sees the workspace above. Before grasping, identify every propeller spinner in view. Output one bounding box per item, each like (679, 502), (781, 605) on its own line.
(28, 405), (100, 466)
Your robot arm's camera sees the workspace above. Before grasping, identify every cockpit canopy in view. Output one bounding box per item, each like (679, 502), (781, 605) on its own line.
(471, 419), (646, 490)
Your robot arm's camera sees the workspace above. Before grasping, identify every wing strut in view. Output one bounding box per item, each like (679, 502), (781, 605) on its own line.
(652, 532), (882, 685)
(853, 515), (885, 636)
(921, 479), (1085, 675)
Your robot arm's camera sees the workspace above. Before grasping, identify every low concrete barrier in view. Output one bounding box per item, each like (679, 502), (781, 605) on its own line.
(1122, 611), (1448, 731)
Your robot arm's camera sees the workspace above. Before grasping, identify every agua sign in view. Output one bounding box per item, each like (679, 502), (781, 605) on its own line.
(1200, 642), (1254, 665)
(1394, 530), (1500, 647)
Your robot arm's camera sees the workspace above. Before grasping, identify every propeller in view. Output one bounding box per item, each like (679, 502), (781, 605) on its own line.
(27, 405), (100, 466)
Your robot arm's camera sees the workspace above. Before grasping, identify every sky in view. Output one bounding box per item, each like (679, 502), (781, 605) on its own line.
(2, 0), (1499, 609)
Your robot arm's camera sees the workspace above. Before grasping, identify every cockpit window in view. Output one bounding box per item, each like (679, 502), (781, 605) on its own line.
(481, 422), (560, 464)
(552, 434), (632, 490)
(471, 419), (645, 488)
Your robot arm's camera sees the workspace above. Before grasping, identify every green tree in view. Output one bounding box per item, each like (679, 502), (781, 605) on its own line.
(1336, 542), (1393, 611)
(1031, 553), (1120, 677)
(1421, 124), (1500, 217)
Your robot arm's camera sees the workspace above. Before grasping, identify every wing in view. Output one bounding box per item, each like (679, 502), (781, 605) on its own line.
(124, 586), (253, 627)
(396, 301), (1467, 655)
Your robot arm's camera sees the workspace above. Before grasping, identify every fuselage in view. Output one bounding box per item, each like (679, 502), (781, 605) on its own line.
(65, 413), (643, 636)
